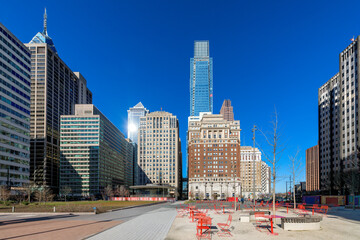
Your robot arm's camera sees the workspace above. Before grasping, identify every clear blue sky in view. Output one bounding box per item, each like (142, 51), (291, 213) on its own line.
(2, 0), (359, 193)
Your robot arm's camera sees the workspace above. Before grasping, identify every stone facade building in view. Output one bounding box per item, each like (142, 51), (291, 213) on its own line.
(188, 113), (241, 199)
(137, 111), (182, 198)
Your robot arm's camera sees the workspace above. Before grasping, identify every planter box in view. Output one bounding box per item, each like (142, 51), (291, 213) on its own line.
(281, 216), (322, 231)
(239, 213), (250, 222)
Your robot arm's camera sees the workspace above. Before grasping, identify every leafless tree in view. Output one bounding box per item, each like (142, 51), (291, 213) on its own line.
(199, 191), (205, 200)
(22, 182), (35, 202)
(104, 185), (114, 200)
(61, 186), (72, 202)
(189, 188), (195, 200)
(35, 186), (54, 203)
(257, 108), (285, 215)
(0, 185), (11, 201)
(344, 149), (360, 210)
(289, 149), (303, 210)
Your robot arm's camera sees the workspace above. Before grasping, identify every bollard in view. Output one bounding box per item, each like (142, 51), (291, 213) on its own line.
(312, 208), (314, 215)
(12, 206), (15, 212)
(287, 206), (288, 213)
(53, 206), (56, 213)
(93, 207), (97, 214)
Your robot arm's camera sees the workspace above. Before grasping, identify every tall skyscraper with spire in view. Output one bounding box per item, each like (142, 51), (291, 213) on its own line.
(25, 9), (92, 191)
(190, 41), (213, 116)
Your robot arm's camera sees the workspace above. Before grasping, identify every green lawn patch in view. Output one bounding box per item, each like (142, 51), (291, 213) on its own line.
(0, 201), (158, 213)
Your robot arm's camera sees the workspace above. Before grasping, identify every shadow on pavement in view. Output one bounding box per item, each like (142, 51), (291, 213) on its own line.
(0, 219), (115, 240)
(0, 214), (77, 226)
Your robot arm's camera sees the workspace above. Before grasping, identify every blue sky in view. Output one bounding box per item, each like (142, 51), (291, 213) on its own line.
(1, 0), (359, 192)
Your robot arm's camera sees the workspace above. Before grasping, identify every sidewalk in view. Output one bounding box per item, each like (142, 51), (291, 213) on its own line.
(87, 206), (176, 240)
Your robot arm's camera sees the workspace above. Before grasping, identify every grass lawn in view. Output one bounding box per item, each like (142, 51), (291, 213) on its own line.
(0, 201), (157, 213)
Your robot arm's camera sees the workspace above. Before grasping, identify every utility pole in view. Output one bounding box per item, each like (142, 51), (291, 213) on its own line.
(252, 125), (256, 207)
(285, 181), (288, 201)
(289, 176), (292, 201)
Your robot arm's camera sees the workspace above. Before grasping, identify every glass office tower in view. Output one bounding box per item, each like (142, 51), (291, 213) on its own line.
(0, 23), (31, 186)
(190, 41), (213, 116)
(60, 104), (134, 197)
(127, 102), (149, 145)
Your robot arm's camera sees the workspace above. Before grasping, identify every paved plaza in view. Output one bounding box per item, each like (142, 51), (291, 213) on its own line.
(166, 202), (360, 240)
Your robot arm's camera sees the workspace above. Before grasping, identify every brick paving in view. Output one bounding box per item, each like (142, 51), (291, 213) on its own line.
(88, 207), (177, 240)
(0, 214), (121, 240)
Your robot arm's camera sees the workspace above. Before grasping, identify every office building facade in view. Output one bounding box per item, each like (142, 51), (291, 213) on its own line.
(339, 38), (360, 187)
(59, 104), (134, 197)
(306, 144), (319, 192)
(318, 73), (340, 193)
(190, 41), (213, 116)
(25, 11), (92, 191)
(188, 113), (241, 200)
(0, 23), (31, 186)
(127, 102), (149, 185)
(239, 146), (265, 198)
(127, 102), (149, 144)
(220, 99), (234, 121)
(137, 111), (182, 197)
(261, 161), (271, 194)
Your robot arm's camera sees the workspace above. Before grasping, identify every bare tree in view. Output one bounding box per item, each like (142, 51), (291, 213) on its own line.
(104, 185), (113, 200)
(22, 182), (35, 202)
(199, 191), (205, 200)
(35, 186), (54, 203)
(344, 149), (360, 210)
(258, 108), (285, 215)
(0, 185), (11, 201)
(61, 186), (72, 202)
(289, 149), (303, 210)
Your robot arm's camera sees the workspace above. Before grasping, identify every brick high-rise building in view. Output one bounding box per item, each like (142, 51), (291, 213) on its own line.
(306, 145), (319, 192)
(188, 113), (241, 200)
(25, 10), (92, 191)
(220, 99), (234, 121)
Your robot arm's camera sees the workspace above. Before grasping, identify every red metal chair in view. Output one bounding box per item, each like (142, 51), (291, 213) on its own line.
(217, 214), (232, 237)
(196, 216), (212, 239)
(254, 212), (269, 231)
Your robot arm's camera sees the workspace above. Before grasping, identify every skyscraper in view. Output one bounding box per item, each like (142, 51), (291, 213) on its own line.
(60, 104), (134, 197)
(0, 23), (31, 186)
(220, 99), (234, 121)
(239, 146), (263, 198)
(190, 41), (213, 116)
(137, 111), (182, 198)
(127, 102), (149, 144)
(318, 74), (339, 193)
(25, 10), (92, 191)
(306, 144), (319, 192)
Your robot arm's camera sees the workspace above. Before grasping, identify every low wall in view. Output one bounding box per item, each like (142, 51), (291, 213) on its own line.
(111, 197), (175, 201)
(281, 216), (322, 231)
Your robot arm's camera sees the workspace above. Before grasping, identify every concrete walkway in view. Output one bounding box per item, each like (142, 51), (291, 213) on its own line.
(87, 206), (176, 240)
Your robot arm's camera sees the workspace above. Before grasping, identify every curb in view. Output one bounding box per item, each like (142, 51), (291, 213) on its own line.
(0, 201), (170, 215)
(0, 212), (95, 215)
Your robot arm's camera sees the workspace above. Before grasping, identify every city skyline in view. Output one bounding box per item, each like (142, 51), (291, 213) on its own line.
(3, 1), (360, 192)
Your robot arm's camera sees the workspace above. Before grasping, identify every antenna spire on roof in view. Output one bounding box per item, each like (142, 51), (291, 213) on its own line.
(43, 8), (48, 36)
